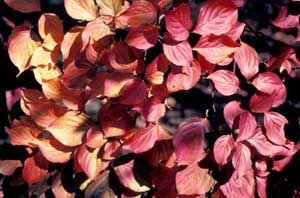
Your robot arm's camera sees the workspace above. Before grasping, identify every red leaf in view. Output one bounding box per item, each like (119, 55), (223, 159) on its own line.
(119, 79), (148, 105)
(152, 167), (177, 198)
(164, 3), (192, 41)
(0, 160), (22, 176)
(144, 140), (174, 167)
(116, 0), (157, 27)
(237, 111), (257, 142)
(176, 163), (215, 195)
(220, 169), (255, 198)
(75, 145), (101, 179)
(232, 143), (252, 176)
(4, 0), (40, 13)
(264, 111), (288, 145)
(193, 0), (238, 36)
(213, 134), (235, 165)
(102, 140), (121, 160)
(234, 42), (259, 79)
(193, 34), (239, 64)
(163, 34), (193, 66)
(272, 7), (299, 29)
(22, 152), (48, 184)
(114, 160), (150, 192)
(166, 59), (201, 92)
(226, 22), (246, 41)
(126, 25), (159, 50)
(64, 0), (98, 21)
(122, 124), (159, 154)
(145, 53), (170, 85)
(223, 101), (246, 129)
(249, 92), (274, 113)
(173, 118), (209, 165)
(208, 70), (239, 96)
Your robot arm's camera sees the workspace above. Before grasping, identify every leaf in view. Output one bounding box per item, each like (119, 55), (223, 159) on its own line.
(5, 88), (22, 111)
(97, 0), (125, 16)
(193, 0), (238, 36)
(107, 41), (140, 73)
(75, 145), (102, 179)
(264, 111), (288, 145)
(52, 172), (75, 198)
(32, 64), (62, 84)
(272, 7), (299, 29)
(237, 111), (257, 142)
(163, 36), (193, 66)
(220, 169), (255, 198)
(5, 117), (42, 147)
(223, 101), (246, 129)
(101, 140), (121, 160)
(85, 127), (107, 149)
(119, 79), (148, 105)
(86, 72), (133, 98)
(249, 92), (274, 113)
(166, 60), (201, 92)
(0, 160), (22, 176)
(213, 134), (235, 165)
(226, 22), (246, 41)
(176, 163), (215, 195)
(114, 160), (150, 192)
(145, 53), (170, 85)
(122, 124), (159, 154)
(173, 118), (209, 165)
(8, 22), (41, 74)
(99, 103), (134, 137)
(116, 0), (157, 27)
(144, 140), (174, 167)
(22, 152), (49, 184)
(64, 0), (98, 21)
(234, 42), (259, 79)
(125, 25), (159, 50)
(232, 143), (252, 176)
(133, 96), (166, 122)
(37, 136), (74, 163)
(47, 111), (92, 146)
(208, 70), (239, 96)
(61, 26), (84, 64)
(38, 13), (63, 47)
(30, 45), (60, 67)
(4, 0), (40, 13)
(193, 34), (239, 64)
(164, 3), (192, 41)
(252, 72), (283, 95)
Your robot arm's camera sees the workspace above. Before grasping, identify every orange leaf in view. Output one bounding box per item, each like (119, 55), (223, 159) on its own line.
(47, 111), (92, 146)
(33, 64), (62, 84)
(96, 0), (126, 16)
(8, 22), (41, 74)
(64, 0), (98, 21)
(0, 160), (22, 176)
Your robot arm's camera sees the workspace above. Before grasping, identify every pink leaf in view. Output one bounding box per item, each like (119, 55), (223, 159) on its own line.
(232, 143), (252, 176)
(0, 160), (22, 176)
(119, 79), (148, 105)
(252, 72), (283, 95)
(213, 134), (235, 165)
(163, 34), (193, 66)
(223, 100), (246, 129)
(125, 25), (159, 50)
(272, 7), (299, 29)
(249, 92), (274, 113)
(234, 42), (259, 79)
(226, 22), (246, 41)
(5, 88), (22, 111)
(208, 70), (239, 96)
(173, 118), (209, 165)
(164, 3), (192, 41)
(237, 111), (257, 142)
(176, 163), (215, 195)
(122, 124), (159, 154)
(264, 111), (288, 145)
(193, 0), (238, 36)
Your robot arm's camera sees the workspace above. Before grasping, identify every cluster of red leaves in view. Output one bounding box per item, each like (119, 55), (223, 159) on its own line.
(2, 0), (300, 197)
